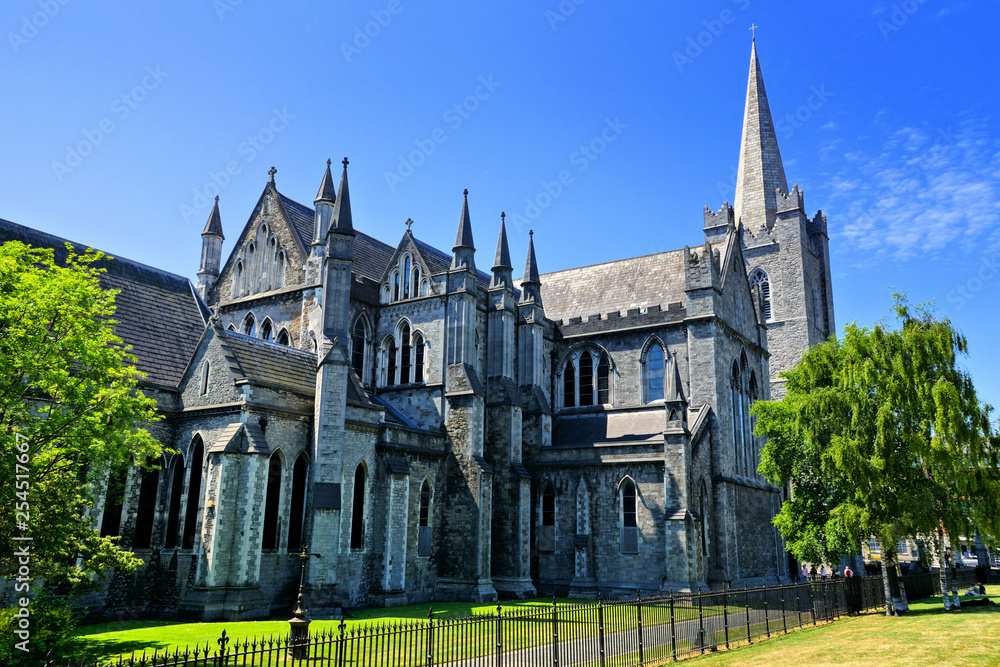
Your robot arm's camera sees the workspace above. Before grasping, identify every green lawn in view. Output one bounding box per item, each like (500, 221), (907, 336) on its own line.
(675, 588), (1000, 667)
(68, 597), (581, 663)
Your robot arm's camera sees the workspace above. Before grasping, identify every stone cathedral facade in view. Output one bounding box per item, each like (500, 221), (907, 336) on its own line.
(2, 41), (834, 620)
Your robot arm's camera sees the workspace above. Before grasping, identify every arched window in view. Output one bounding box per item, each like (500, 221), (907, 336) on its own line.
(246, 243), (256, 296)
(350, 464), (366, 549)
(260, 319), (273, 342)
(276, 329), (290, 346)
(392, 271), (400, 302)
(539, 482), (556, 552)
(403, 256), (411, 299)
(620, 479), (639, 554)
(386, 338), (397, 386)
(579, 350), (594, 406)
(287, 454), (308, 550)
(418, 480), (432, 557)
(644, 343), (665, 403)
(182, 438), (204, 549)
(164, 456), (184, 549)
(352, 317), (368, 382)
(419, 279), (429, 297)
(99, 467), (128, 538)
(399, 322), (411, 384)
(243, 314), (256, 337)
(133, 465), (160, 549)
(227, 323), (236, 332)
(563, 360), (576, 408)
(274, 251), (285, 289)
(234, 262), (244, 298)
(412, 267), (421, 296)
(261, 455), (281, 549)
(699, 481), (709, 561)
(740, 353), (750, 476)
(563, 349), (611, 408)
(200, 362), (210, 396)
(731, 361), (744, 476)
(413, 333), (424, 383)
(749, 372), (759, 478)
(749, 269), (772, 321)
(267, 237), (278, 291)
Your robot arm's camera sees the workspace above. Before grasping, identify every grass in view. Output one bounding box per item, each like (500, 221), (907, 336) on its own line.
(67, 597), (581, 663)
(673, 588), (1000, 667)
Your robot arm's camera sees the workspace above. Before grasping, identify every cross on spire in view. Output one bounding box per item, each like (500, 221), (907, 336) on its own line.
(406, 218), (414, 232)
(342, 157), (349, 168)
(749, 23), (757, 40)
(268, 166), (277, 183)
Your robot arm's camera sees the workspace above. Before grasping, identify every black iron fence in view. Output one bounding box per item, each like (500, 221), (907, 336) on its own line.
(64, 569), (975, 667)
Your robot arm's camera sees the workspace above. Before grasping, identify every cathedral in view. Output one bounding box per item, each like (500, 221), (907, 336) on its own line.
(2, 41), (834, 620)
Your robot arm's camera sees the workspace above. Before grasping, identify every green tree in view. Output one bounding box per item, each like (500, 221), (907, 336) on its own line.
(0, 241), (163, 662)
(753, 295), (1000, 616)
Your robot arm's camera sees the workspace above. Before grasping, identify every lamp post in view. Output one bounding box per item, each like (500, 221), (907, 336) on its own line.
(288, 545), (321, 659)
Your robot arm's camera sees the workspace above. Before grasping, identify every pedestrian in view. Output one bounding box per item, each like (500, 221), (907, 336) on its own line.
(844, 565), (854, 578)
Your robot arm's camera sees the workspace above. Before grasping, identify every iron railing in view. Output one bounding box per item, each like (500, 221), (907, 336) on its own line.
(63, 569), (974, 667)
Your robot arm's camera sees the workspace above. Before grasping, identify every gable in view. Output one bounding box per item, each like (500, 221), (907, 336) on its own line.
(719, 226), (761, 339)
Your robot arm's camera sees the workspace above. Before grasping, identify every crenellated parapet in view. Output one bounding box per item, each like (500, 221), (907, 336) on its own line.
(775, 184), (805, 217)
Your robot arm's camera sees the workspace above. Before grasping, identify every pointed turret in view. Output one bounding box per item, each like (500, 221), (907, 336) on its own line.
(490, 212), (513, 290)
(733, 39), (788, 231)
(313, 159), (337, 247)
(329, 157), (354, 236)
(451, 189), (476, 271)
(519, 230), (542, 305)
(197, 196), (224, 300)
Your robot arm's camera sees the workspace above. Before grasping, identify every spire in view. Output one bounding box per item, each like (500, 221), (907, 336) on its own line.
(733, 39), (788, 231)
(490, 212), (513, 290)
(202, 196), (224, 239)
(451, 189), (476, 271)
(329, 157), (354, 236)
(315, 158), (337, 204)
(454, 189), (475, 250)
(519, 230), (542, 305)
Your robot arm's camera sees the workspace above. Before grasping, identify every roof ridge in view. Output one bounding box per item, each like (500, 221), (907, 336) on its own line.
(526, 247), (687, 280)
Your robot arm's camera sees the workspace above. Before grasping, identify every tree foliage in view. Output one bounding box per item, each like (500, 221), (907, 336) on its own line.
(753, 294), (1000, 579)
(0, 241), (163, 592)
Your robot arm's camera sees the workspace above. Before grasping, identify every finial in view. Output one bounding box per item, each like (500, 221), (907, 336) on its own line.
(214, 195), (219, 203)
(529, 229), (534, 238)
(464, 188), (469, 197)
(326, 158), (331, 166)
(501, 211), (505, 223)
(268, 166), (277, 183)
(406, 218), (413, 232)
(749, 23), (757, 40)
(342, 157), (349, 168)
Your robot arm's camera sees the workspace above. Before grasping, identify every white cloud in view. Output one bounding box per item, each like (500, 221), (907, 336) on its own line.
(821, 119), (1000, 265)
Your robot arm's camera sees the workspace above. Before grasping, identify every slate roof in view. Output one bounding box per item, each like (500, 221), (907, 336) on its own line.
(528, 250), (688, 324)
(0, 217), (207, 388)
(552, 411), (665, 447)
(276, 192), (395, 284)
(218, 329), (317, 395)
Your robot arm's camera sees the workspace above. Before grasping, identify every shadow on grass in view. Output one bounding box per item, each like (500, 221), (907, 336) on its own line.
(898, 595), (1000, 617)
(66, 636), (175, 662)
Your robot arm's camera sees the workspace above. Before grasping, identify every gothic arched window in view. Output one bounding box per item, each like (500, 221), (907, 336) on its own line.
(99, 467), (127, 538)
(260, 319), (273, 342)
(243, 314), (256, 337)
(164, 456), (184, 549)
(200, 361), (210, 396)
(403, 256), (411, 299)
(287, 454), (308, 550)
(386, 339), (397, 387)
(620, 479), (639, 554)
(644, 342), (665, 403)
(399, 322), (411, 384)
(274, 250), (285, 290)
(352, 317), (369, 383)
(234, 262), (244, 298)
(350, 463), (366, 549)
(261, 454), (282, 549)
(392, 271), (400, 302)
(731, 361), (742, 475)
(413, 333), (424, 383)
(276, 329), (290, 346)
(418, 479), (432, 557)
(749, 269), (772, 322)
(182, 438), (204, 549)
(562, 349), (611, 408)
(749, 371), (759, 478)
(246, 243), (256, 296)
(133, 465), (159, 549)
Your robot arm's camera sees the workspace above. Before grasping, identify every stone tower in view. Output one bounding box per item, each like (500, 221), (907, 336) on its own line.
(196, 196), (224, 300)
(707, 39), (835, 397)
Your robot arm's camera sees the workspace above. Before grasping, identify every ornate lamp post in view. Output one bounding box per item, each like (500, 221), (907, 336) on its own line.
(288, 545), (321, 659)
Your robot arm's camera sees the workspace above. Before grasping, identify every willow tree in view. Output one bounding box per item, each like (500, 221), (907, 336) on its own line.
(753, 295), (999, 616)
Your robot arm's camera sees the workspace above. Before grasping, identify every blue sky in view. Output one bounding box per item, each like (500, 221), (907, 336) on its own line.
(2, 1), (999, 411)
